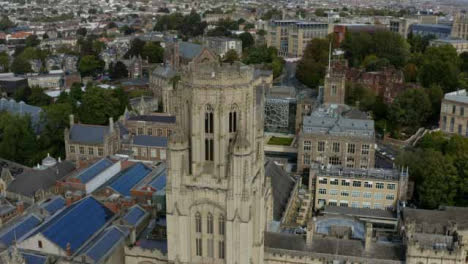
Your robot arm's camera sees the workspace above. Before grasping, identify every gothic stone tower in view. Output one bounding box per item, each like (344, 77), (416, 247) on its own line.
(323, 68), (346, 105)
(166, 62), (266, 264)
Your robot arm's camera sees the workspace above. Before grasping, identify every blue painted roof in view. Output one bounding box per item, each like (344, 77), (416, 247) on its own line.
(122, 206), (146, 226)
(69, 124), (109, 144)
(75, 158), (113, 184)
(0, 215), (41, 247)
(133, 135), (168, 147)
(410, 24), (452, 34)
(33, 197), (114, 253)
(23, 252), (47, 264)
(109, 163), (152, 197)
(41, 196), (66, 215)
(149, 171), (166, 190)
(84, 226), (126, 263)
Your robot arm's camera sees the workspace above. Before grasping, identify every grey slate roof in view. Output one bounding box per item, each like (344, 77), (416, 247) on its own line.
(69, 124), (110, 144)
(7, 161), (75, 197)
(402, 206), (468, 233)
(264, 232), (405, 261)
(444, 89), (468, 104)
(179, 42), (203, 59)
(265, 160), (296, 221)
(128, 115), (176, 123)
(303, 106), (374, 138)
(133, 135), (168, 147)
(323, 205), (397, 220)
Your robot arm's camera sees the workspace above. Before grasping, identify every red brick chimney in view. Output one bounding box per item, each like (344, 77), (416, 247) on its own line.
(66, 242), (72, 256)
(16, 201), (24, 214)
(66, 194), (73, 207)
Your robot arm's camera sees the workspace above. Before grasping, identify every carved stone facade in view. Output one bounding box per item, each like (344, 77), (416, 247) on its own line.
(166, 61), (267, 264)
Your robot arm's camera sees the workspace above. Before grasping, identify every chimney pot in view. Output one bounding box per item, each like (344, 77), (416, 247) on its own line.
(66, 242), (72, 256)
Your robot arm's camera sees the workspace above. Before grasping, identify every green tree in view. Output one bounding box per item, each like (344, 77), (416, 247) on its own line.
(238, 32), (254, 50)
(27, 87), (52, 106)
(419, 59), (459, 92)
(416, 150), (458, 209)
(11, 56), (32, 74)
(0, 51), (10, 72)
(78, 55), (105, 77)
(461, 52), (468, 73)
(389, 88), (431, 133)
(417, 45), (460, 91)
(37, 102), (73, 159)
(296, 38), (329, 88)
(314, 8), (327, 17)
(223, 49), (239, 63)
(0, 16), (15, 31)
(70, 82), (83, 102)
(13, 86), (32, 102)
(403, 63), (418, 83)
(426, 84), (444, 123)
(242, 45), (284, 78)
(25, 35), (40, 47)
(76, 27), (87, 37)
(109, 61), (128, 79)
(78, 86), (122, 125)
(0, 112), (38, 166)
(125, 38), (146, 58)
(341, 31), (409, 68)
(141, 42), (164, 63)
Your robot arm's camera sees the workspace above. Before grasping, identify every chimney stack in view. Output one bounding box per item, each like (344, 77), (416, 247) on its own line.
(66, 242), (72, 256)
(65, 191), (73, 207)
(16, 201), (24, 214)
(365, 222), (373, 251)
(69, 114), (74, 127)
(109, 117), (114, 133)
(306, 217), (316, 247)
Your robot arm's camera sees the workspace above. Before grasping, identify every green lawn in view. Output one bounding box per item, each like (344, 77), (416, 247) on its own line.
(267, 136), (293, 146)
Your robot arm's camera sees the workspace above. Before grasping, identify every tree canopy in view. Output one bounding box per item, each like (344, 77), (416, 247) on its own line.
(341, 31), (409, 69)
(154, 11), (207, 38)
(296, 38), (330, 88)
(78, 55), (105, 77)
(397, 133), (468, 208)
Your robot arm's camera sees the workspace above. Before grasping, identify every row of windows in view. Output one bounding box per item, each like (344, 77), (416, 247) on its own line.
(443, 104), (465, 116)
(70, 145), (104, 156)
(195, 213), (225, 235)
(318, 178), (396, 190)
(441, 116), (468, 136)
(195, 238), (225, 259)
(318, 189), (395, 200)
(136, 127), (172, 137)
(303, 155), (369, 168)
(303, 141), (370, 155)
(132, 147), (166, 159)
(322, 199), (393, 210)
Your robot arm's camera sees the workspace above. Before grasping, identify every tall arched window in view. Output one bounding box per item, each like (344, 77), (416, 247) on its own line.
(205, 105), (214, 134)
(229, 105), (238, 133)
(218, 215), (225, 236)
(207, 213), (213, 234)
(195, 212), (202, 233)
(205, 105), (214, 161)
